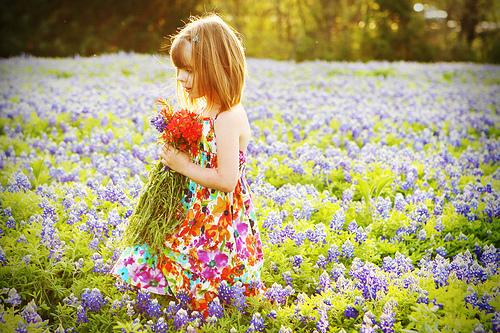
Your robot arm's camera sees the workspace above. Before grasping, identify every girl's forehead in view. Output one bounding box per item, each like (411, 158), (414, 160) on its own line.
(171, 39), (193, 69)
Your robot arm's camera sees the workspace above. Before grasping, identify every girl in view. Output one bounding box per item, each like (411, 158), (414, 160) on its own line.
(111, 13), (265, 317)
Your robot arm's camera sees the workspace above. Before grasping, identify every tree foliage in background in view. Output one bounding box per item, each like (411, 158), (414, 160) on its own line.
(0, 0), (498, 62)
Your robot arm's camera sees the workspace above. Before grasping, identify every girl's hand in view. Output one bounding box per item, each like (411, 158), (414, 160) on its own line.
(159, 144), (191, 172)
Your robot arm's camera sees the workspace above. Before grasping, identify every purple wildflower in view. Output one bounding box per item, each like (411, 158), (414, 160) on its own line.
(150, 114), (167, 132)
(20, 300), (42, 324)
(344, 306), (358, 319)
(173, 308), (189, 330)
(291, 255), (303, 268)
(207, 298), (224, 319)
(6, 288), (21, 306)
(247, 312), (264, 332)
(264, 283), (294, 305)
(316, 307), (329, 333)
(76, 305), (88, 324)
(342, 240), (354, 259)
(81, 288), (107, 312)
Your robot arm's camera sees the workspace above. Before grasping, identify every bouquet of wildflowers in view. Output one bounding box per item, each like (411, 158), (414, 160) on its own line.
(121, 97), (203, 254)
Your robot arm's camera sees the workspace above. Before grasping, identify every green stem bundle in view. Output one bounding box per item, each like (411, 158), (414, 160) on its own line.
(120, 161), (187, 255)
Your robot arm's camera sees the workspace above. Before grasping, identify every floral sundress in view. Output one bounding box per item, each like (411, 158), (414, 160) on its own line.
(110, 112), (265, 317)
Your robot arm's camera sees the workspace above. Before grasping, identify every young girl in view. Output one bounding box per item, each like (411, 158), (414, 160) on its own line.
(111, 14), (265, 317)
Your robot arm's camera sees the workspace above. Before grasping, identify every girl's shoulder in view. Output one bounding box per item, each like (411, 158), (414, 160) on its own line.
(217, 103), (248, 124)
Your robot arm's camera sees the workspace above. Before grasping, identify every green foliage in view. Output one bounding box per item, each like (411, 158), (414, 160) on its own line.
(0, 304), (49, 332)
(0, 190), (41, 222)
(353, 165), (395, 226)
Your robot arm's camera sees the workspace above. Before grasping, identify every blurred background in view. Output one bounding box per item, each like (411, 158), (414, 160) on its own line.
(1, 0), (499, 63)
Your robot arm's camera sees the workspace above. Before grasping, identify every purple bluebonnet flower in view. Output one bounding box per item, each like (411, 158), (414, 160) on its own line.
(382, 252), (414, 276)
(7, 171), (31, 192)
(63, 293), (79, 307)
(231, 282), (247, 312)
(316, 306), (329, 333)
(264, 283), (294, 305)
(3, 207), (12, 217)
(342, 240), (354, 259)
(21, 255), (31, 265)
(464, 289), (479, 308)
(443, 233), (454, 241)
(262, 211), (282, 230)
(316, 255), (327, 269)
(134, 289), (163, 318)
(492, 312), (500, 332)
(418, 229), (426, 241)
(217, 281), (233, 305)
(15, 322), (27, 333)
(355, 227), (367, 244)
(81, 288), (107, 312)
(480, 244), (497, 267)
(291, 255), (303, 268)
(292, 232), (306, 247)
(149, 317), (168, 333)
(327, 245), (339, 263)
(150, 113), (167, 132)
(432, 218), (443, 234)
(6, 288), (21, 306)
(435, 247), (447, 257)
(477, 293), (494, 313)
(394, 193), (406, 211)
(90, 253), (110, 274)
(317, 271), (331, 293)
(342, 188), (354, 203)
(282, 271), (293, 286)
(430, 254), (451, 288)
(330, 263), (346, 281)
(207, 298), (224, 319)
(6, 217), (15, 229)
(98, 183), (127, 205)
(360, 311), (379, 333)
(411, 204), (430, 223)
(347, 220), (358, 233)
(267, 310), (277, 319)
(20, 300), (42, 324)
(375, 197), (392, 219)
(76, 305), (88, 324)
(173, 308), (189, 330)
(247, 312), (264, 332)
(379, 301), (397, 333)
(217, 281), (247, 311)
(349, 259), (388, 300)
(165, 301), (180, 319)
(344, 305), (358, 319)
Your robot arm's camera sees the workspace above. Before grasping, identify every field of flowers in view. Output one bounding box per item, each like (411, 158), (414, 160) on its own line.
(0, 52), (499, 333)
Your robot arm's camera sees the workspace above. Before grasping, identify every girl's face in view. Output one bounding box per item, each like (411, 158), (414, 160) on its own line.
(176, 41), (202, 99)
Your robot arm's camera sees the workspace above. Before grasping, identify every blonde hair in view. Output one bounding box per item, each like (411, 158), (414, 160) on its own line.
(161, 13), (247, 113)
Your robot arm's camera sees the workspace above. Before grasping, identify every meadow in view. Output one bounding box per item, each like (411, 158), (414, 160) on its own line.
(0, 52), (498, 332)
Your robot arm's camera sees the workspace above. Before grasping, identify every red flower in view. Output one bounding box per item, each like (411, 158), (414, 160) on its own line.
(154, 98), (203, 158)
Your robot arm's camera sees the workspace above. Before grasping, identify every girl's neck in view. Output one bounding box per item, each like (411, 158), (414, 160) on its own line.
(200, 102), (221, 118)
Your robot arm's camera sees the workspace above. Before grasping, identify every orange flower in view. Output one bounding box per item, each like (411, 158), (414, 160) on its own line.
(205, 224), (231, 243)
(178, 203), (206, 238)
(220, 265), (241, 283)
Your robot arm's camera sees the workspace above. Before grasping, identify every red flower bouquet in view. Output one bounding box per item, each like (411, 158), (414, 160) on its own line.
(121, 98), (203, 254)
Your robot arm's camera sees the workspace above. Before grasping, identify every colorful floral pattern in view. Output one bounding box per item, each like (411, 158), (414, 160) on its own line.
(111, 115), (265, 316)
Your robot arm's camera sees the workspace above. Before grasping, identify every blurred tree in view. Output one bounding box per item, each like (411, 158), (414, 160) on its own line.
(0, 0), (498, 62)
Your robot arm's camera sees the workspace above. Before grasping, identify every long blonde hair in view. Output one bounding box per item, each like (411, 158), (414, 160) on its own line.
(161, 13), (247, 114)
